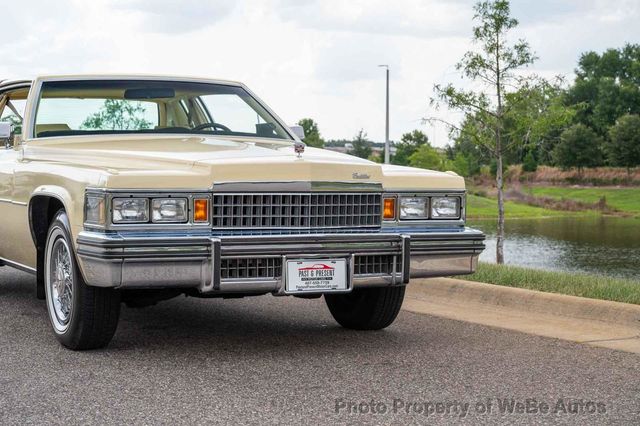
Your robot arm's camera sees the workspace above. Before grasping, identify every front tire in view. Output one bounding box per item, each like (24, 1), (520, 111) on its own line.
(325, 286), (405, 330)
(44, 210), (121, 350)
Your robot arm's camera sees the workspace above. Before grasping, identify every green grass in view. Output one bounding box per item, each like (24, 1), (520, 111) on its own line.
(465, 263), (640, 305)
(466, 194), (594, 219)
(528, 186), (640, 215)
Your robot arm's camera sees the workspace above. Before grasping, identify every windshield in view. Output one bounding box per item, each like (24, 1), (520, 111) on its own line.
(33, 80), (292, 140)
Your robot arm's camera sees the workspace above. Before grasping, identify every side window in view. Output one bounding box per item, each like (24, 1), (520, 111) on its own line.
(0, 89), (28, 135)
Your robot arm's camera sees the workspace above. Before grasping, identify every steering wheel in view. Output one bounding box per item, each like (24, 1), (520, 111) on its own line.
(192, 122), (232, 132)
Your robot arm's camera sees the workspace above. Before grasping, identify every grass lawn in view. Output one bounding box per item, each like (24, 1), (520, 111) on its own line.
(527, 186), (640, 216)
(465, 263), (640, 305)
(466, 194), (595, 219)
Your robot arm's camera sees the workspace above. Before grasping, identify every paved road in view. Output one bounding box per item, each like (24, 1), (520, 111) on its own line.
(1, 267), (639, 425)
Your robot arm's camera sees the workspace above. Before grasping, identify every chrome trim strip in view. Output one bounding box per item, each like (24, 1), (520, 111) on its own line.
(0, 198), (28, 206)
(0, 257), (37, 275)
(212, 181), (383, 192)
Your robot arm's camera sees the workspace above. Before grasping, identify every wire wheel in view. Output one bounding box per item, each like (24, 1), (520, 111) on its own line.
(45, 229), (74, 333)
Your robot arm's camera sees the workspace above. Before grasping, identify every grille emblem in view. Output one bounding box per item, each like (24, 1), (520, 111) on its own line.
(352, 172), (370, 180)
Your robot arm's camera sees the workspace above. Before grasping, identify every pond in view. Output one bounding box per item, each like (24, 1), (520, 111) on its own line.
(469, 216), (640, 280)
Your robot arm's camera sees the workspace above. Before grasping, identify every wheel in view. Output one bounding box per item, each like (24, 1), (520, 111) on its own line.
(44, 210), (121, 350)
(325, 286), (405, 330)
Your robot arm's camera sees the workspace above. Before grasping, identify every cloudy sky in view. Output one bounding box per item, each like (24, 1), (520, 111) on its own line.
(2, 0), (639, 146)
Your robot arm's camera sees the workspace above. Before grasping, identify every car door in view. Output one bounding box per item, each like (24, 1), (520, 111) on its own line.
(0, 84), (30, 265)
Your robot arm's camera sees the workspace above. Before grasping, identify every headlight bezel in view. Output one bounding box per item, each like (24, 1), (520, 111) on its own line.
(381, 192), (464, 223)
(112, 197), (150, 224)
(151, 198), (189, 223)
(84, 190), (212, 230)
(398, 196), (429, 220)
(430, 196), (462, 220)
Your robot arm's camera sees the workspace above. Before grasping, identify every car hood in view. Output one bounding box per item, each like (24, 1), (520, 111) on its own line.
(23, 134), (465, 190)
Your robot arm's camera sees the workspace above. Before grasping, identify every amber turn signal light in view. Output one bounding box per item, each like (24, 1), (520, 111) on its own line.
(194, 198), (210, 223)
(383, 198), (396, 220)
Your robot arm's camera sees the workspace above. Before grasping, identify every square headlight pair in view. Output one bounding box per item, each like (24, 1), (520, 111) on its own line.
(391, 196), (461, 220)
(85, 195), (210, 226)
(111, 198), (190, 223)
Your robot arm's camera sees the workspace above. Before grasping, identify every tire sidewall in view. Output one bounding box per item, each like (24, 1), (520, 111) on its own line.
(44, 211), (82, 345)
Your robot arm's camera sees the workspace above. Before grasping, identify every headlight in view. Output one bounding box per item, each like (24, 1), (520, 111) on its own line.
(431, 197), (460, 219)
(399, 197), (428, 220)
(152, 198), (188, 223)
(112, 198), (149, 223)
(85, 195), (106, 225)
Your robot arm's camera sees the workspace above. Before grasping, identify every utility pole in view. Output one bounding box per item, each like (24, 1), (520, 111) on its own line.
(378, 65), (390, 164)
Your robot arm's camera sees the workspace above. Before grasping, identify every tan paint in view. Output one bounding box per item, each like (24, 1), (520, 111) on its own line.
(0, 75), (465, 270)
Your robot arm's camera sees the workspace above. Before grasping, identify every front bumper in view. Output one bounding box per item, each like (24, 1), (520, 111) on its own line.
(76, 228), (485, 294)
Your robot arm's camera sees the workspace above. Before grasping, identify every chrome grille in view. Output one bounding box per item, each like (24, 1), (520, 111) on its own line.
(212, 193), (382, 229)
(354, 255), (401, 275)
(221, 258), (282, 279)
(220, 255), (400, 280)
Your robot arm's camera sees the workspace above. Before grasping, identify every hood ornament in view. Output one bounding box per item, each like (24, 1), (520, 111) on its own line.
(294, 141), (305, 158)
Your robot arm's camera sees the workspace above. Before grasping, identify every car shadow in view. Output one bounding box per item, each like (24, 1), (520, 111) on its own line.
(0, 269), (414, 356)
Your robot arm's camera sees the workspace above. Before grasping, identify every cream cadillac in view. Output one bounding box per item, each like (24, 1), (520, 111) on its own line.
(0, 75), (485, 350)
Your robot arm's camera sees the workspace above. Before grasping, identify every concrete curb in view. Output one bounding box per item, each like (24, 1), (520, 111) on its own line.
(404, 278), (640, 354)
(410, 277), (640, 328)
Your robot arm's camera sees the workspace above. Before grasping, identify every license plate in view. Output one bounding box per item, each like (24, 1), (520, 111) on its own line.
(285, 259), (348, 293)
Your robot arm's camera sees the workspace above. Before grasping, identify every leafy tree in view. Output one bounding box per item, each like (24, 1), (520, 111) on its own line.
(565, 44), (640, 136)
(503, 77), (575, 165)
(81, 99), (152, 131)
(553, 124), (603, 171)
(297, 118), (325, 148)
(391, 130), (429, 166)
(522, 150), (537, 172)
(451, 152), (479, 177)
(430, 0), (536, 264)
(348, 129), (372, 159)
(0, 113), (22, 135)
(607, 114), (640, 175)
(409, 144), (445, 170)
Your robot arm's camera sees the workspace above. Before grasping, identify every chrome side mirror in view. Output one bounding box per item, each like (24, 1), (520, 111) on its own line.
(0, 122), (12, 149)
(289, 125), (305, 140)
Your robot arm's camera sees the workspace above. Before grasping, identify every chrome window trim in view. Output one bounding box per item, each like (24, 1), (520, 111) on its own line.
(23, 75), (298, 142)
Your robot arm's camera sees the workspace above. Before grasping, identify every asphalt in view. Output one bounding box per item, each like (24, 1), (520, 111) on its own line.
(1, 266), (639, 425)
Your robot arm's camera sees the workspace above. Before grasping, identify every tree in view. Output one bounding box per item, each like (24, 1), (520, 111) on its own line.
(607, 114), (640, 176)
(81, 99), (152, 131)
(348, 129), (372, 159)
(553, 124), (603, 172)
(503, 77), (575, 165)
(522, 150), (537, 172)
(297, 118), (325, 148)
(0, 113), (22, 135)
(392, 130), (429, 166)
(430, 0), (536, 264)
(565, 44), (640, 137)
(409, 144), (445, 170)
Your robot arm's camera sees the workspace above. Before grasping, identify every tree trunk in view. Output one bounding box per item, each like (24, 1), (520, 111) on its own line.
(496, 149), (505, 264)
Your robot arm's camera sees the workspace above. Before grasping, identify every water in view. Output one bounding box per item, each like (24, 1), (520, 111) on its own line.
(469, 216), (640, 280)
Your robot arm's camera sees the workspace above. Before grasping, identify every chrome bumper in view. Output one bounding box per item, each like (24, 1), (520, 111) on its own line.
(76, 228), (485, 294)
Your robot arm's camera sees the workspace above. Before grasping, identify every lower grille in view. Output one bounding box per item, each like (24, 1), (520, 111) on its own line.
(221, 258), (282, 279)
(354, 255), (401, 275)
(220, 255), (401, 280)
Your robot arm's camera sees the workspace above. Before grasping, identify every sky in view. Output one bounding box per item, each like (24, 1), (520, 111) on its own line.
(2, 0), (639, 147)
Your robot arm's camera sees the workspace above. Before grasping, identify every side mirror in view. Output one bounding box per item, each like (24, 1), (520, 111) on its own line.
(0, 122), (12, 149)
(289, 125), (305, 140)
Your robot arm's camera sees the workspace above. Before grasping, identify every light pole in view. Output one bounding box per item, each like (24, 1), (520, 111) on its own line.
(378, 65), (390, 164)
